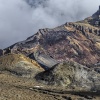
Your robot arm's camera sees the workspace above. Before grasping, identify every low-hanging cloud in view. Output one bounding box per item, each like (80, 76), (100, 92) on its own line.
(0, 0), (100, 49)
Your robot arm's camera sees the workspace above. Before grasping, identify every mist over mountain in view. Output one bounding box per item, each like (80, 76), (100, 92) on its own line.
(0, 1), (100, 99)
(0, 0), (100, 49)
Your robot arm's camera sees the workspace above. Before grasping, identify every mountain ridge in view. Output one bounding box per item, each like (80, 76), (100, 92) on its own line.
(3, 8), (100, 67)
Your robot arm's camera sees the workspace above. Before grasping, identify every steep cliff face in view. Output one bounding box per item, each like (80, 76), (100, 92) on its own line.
(3, 7), (100, 67)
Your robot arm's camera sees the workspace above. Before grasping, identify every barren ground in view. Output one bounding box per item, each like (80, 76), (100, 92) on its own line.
(0, 71), (100, 100)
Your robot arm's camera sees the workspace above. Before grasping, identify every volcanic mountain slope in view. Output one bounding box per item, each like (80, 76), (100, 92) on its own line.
(25, 0), (47, 7)
(3, 7), (100, 68)
(0, 7), (100, 100)
(0, 53), (43, 78)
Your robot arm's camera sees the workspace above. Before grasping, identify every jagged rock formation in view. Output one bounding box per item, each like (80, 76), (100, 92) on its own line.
(25, 0), (47, 7)
(0, 53), (44, 78)
(29, 52), (58, 70)
(3, 7), (100, 68)
(36, 61), (100, 91)
(4, 24), (100, 67)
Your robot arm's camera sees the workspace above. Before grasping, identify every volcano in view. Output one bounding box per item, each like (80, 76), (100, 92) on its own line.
(3, 6), (100, 69)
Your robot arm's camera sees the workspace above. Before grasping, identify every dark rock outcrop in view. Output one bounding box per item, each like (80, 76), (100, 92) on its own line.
(29, 51), (58, 70)
(93, 63), (100, 73)
(4, 22), (100, 67)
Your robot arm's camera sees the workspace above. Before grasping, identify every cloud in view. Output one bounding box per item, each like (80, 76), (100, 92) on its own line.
(0, 0), (100, 49)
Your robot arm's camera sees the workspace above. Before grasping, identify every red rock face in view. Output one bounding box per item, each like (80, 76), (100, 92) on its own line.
(4, 11), (100, 67)
(4, 23), (100, 67)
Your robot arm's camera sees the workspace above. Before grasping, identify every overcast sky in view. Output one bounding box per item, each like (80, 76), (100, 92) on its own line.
(0, 0), (100, 49)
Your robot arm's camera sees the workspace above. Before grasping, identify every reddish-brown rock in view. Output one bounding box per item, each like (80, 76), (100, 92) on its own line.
(4, 8), (100, 67)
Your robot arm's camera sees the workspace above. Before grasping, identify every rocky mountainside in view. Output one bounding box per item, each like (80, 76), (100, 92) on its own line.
(3, 7), (100, 68)
(25, 0), (47, 7)
(0, 6), (100, 100)
(36, 61), (100, 91)
(0, 53), (43, 78)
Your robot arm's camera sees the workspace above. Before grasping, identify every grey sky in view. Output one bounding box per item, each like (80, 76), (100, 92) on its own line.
(0, 0), (100, 49)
